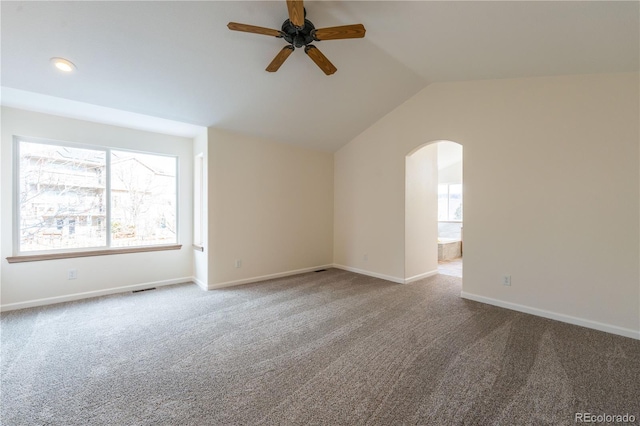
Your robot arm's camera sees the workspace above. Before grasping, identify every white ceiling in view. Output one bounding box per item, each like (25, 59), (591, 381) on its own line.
(2, 1), (638, 152)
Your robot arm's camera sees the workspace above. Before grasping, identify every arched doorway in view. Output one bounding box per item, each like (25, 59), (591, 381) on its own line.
(405, 140), (463, 283)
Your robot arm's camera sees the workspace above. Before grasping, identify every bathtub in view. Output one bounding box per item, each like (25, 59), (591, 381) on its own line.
(438, 238), (462, 261)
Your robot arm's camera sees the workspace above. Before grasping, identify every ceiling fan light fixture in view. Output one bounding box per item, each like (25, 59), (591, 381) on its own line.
(51, 57), (76, 73)
(227, 0), (365, 75)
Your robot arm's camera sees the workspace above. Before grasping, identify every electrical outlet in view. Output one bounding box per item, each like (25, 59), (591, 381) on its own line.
(68, 269), (77, 280)
(502, 275), (511, 286)
(235, 259), (242, 268)
(363, 254), (368, 262)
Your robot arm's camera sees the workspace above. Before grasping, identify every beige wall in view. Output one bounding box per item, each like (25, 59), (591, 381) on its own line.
(334, 73), (639, 337)
(207, 128), (334, 288)
(3, 74), (638, 339)
(405, 143), (438, 281)
(0, 107), (194, 309)
(0, 111), (334, 304)
(334, 135), (406, 282)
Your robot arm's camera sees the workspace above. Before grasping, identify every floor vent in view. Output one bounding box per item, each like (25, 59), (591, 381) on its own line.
(315, 269), (327, 272)
(132, 287), (157, 293)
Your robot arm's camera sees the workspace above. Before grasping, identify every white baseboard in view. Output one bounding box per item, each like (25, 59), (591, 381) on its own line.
(460, 291), (640, 340)
(331, 264), (405, 284)
(332, 264), (438, 284)
(0, 277), (194, 312)
(207, 265), (334, 290)
(404, 269), (439, 284)
(192, 276), (207, 291)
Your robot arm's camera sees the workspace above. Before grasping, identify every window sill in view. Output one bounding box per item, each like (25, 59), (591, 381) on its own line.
(6, 244), (182, 264)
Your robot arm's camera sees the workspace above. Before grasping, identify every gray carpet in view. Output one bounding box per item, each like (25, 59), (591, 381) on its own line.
(1, 268), (639, 425)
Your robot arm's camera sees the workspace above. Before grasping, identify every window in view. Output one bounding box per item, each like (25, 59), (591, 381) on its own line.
(438, 183), (462, 221)
(15, 138), (177, 255)
(110, 150), (177, 247)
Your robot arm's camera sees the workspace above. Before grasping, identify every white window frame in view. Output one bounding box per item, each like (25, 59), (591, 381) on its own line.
(9, 136), (181, 263)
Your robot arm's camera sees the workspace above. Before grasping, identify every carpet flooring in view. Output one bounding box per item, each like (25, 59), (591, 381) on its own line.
(2, 268), (639, 425)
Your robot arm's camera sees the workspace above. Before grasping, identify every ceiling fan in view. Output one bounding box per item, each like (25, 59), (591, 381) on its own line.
(227, 0), (366, 75)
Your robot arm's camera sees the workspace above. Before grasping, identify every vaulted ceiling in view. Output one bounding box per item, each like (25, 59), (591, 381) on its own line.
(2, 1), (638, 152)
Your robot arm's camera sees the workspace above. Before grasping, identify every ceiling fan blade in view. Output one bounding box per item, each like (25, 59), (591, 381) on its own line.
(286, 0), (305, 28)
(227, 22), (282, 37)
(266, 46), (295, 72)
(304, 45), (337, 75)
(313, 24), (366, 41)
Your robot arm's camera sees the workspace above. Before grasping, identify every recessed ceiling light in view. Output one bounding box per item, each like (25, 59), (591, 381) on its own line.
(50, 57), (76, 73)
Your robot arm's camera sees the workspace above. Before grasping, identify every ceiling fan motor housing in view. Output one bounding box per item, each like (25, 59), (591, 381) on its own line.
(282, 19), (316, 48)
